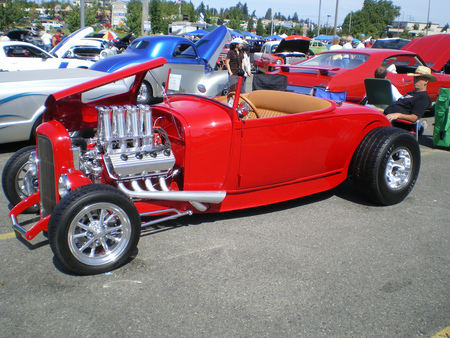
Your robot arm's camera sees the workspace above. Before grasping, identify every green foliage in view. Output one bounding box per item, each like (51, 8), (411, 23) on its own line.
(441, 24), (449, 32)
(149, 0), (163, 33)
(399, 28), (412, 39)
(125, 0), (142, 36)
(342, 0), (400, 38)
(66, 4), (98, 32)
(264, 8), (271, 20)
(0, 0), (26, 31)
(255, 18), (264, 36)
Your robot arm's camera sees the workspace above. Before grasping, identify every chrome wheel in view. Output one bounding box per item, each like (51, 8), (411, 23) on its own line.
(384, 147), (412, 190)
(68, 202), (133, 266)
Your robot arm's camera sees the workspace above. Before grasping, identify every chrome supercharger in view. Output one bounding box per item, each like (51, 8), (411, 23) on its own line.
(93, 104), (175, 181)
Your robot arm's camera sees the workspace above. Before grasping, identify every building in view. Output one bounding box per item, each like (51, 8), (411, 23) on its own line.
(389, 21), (449, 36)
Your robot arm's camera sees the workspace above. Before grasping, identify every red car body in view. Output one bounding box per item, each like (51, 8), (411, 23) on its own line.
(6, 58), (421, 274)
(401, 34), (450, 74)
(272, 48), (449, 103)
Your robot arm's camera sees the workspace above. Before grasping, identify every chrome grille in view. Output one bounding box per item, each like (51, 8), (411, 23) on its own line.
(37, 135), (56, 218)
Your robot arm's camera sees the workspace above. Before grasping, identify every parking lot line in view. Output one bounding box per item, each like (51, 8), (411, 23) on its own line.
(431, 327), (450, 338)
(0, 232), (16, 240)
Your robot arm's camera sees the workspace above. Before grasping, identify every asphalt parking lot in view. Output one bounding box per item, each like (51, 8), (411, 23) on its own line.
(0, 115), (448, 337)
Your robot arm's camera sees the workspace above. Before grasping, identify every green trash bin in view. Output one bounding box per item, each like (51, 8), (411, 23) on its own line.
(433, 87), (450, 148)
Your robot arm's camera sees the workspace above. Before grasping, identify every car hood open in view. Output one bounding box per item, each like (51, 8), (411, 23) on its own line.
(51, 26), (94, 58)
(402, 34), (450, 72)
(195, 25), (231, 68)
(275, 39), (310, 54)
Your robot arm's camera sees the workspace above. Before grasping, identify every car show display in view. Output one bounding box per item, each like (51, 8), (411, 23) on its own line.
(90, 25), (231, 103)
(272, 48), (449, 103)
(253, 37), (311, 73)
(0, 40), (94, 71)
(4, 57), (421, 275)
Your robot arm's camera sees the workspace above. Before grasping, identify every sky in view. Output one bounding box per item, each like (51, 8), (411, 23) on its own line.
(195, 0), (449, 28)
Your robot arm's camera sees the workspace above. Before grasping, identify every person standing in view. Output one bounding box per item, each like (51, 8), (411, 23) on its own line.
(52, 29), (63, 48)
(225, 38), (245, 92)
(41, 30), (52, 52)
(241, 42), (252, 93)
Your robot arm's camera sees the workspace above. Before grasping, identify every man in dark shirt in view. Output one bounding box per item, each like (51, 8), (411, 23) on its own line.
(376, 66), (436, 124)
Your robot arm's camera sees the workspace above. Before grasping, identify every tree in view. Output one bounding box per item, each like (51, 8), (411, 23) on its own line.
(0, 0), (25, 31)
(149, 0), (163, 33)
(399, 28), (412, 39)
(343, 0), (400, 38)
(441, 24), (449, 32)
(246, 17), (253, 31)
(264, 8), (272, 20)
(126, 0), (142, 36)
(256, 18), (264, 36)
(66, 3), (98, 32)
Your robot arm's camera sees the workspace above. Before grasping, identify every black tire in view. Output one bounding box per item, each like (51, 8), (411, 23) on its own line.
(1, 145), (39, 213)
(137, 80), (153, 104)
(352, 127), (420, 205)
(48, 185), (141, 275)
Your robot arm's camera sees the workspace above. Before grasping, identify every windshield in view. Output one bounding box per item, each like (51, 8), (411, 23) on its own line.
(298, 52), (370, 69)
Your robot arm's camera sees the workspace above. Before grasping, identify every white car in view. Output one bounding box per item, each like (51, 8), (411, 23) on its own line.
(0, 41), (94, 71)
(51, 26), (118, 62)
(0, 68), (129, 144)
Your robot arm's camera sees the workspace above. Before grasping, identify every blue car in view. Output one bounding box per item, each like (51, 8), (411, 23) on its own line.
(90, 26), (231, 103)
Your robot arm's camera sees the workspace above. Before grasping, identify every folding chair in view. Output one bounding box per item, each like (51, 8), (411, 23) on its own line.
(313, 87), (347, 101)
(252, 73), (287, 91)
(364, 78), (393, 109)
(364, 78), (420, 140)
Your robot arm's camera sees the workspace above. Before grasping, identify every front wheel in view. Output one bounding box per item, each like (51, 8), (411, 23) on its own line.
(1, 145), (39, 213)
(48, 185), (141, 275)
(352, 127), (420, 205)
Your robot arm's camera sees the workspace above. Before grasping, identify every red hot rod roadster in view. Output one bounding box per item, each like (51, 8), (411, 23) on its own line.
(5, 57), (421, 274)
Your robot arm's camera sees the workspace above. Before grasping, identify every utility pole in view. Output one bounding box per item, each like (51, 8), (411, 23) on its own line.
(141, 0), (149, 36)
(317, 0), (321, 37)
(80, 0), (85, 28)
(332, 0), (339, 38)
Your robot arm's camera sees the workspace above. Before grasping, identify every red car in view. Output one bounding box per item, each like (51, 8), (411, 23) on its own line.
(5, 58), (420, 275)
(272, 48), (448, 103)
(254, 37), (311, 73)
(401, 34), (450, 74)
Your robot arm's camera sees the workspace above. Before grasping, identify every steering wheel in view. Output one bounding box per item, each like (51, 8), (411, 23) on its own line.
(227, 92), (260, 119)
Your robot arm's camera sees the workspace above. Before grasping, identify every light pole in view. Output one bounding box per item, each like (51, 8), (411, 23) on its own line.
(332, 0), (339, 38)
(326, 14), (331, 34)
(317, 0), (322, 37)
(342, 7), (352, 35)
(425, 0), (431, 35)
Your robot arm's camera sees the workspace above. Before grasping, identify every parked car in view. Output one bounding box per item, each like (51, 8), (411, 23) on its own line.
(272, 48), (448, 103)
(401, 34), (450, 74)
(0, 67), (126, 145)
(247, 39), (265, 54)
(253, 37), (311, 73)
(371, 38), (410, 49)
(6, 58), (420, 275)
(0, 40), (94, 71)
(51, 26), (118, 62)
(90, 25), (231, 103)
(309, 39), (328, 54)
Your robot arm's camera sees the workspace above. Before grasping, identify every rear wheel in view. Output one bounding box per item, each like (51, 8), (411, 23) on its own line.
(1, 145), (39, 213)
(352, 127), (420, 205)
(137, 80), (153, 104)
(48, 185), (141, 275)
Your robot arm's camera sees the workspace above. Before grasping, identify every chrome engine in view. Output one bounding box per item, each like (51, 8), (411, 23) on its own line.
(76, 104), (175, 183)
(73, 105), (225, 212)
